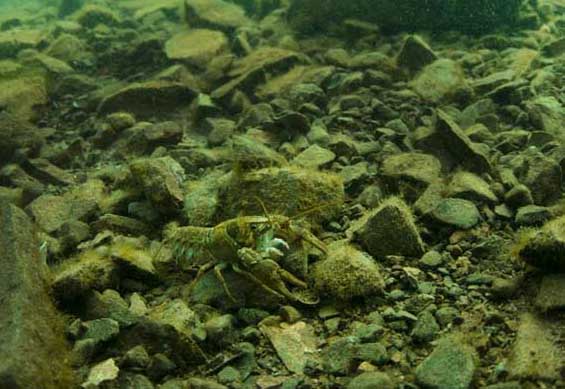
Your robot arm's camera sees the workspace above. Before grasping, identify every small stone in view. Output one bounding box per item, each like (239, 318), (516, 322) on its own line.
(322, 336), (359, 375)
(518, 216), (565, 271)
(183, 0), (250, 31)
(84, 289), (139, 327)
(147, 353), (176, 381)
(411, 59), (469, 104)
(415, 336), (477, 389)
(82, 318), (120, 344)
(346, 372), (394, 389)
(107, 112), (136, 132)
(165, 29), (228, 68)
(435, 307), (460, 327)
(430, 198), (481, 229)
(514, 205), (551, 226)
(279, 306), (302, 324)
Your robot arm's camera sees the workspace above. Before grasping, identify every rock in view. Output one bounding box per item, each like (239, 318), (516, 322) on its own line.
(396, 35), (438, 75)
(472, 70), (515, 95)
(230, 134), (287, 170)
(322, 336), (359, 375)
(0, 76), (48, 122)
(92, 214), (151, 236)
(204, 314), (237, 347)
(186, 377), (228, 389)
(0, 29), (45, 58)
(165, 29), (228, 68)
(52, 249), (119, 303)
(430, 198), (481, 229)
(121, 345), (151, 369)
(535, 274), (565, 312)
(220, 166), (344, 225)
(313, 241), (385, 300)
(45, 33), (90, 63)
(260, 321), (319, 374)
(514, 205), (551, 226)
(81, 318), (120, 346)
(415, 336), (477, 389)
(380, 153), (442, 202)
(420, 250), (443, 268)
(346, 372), (394, 389)
(84, 289), (140, 327)
(98, 81), (197, 119)
(82, 358), (119, 388)
(518, 216), (565, 271)
(506, 313), (563, 381)
(411, 59), (469, 104)
(109, 237), (159, 284)
(205, 118), (235, 146)
(74, 4), (120, 28)
(340, 162), (369, 193)
(513, 151), (562, 205)
(183, 0), (251, 31)
(0, 202), (73, 388)
(435, 109), (492, 173)
(129, 157), (185, 215)
(411, 311), (440, 343)
(148, 299), (200, 339)
(217, 366), (240, 385)
(525, 96), (565, 141)
(504, 184), (533, 208)
(26, 180), (105, 233)
(350, 197), (425, 259)
(147, 353), (177, 380)
(446, 171), (498, 203)
(355, 342), (389, 365)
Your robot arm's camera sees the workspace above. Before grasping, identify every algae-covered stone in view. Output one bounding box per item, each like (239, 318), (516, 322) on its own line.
(346, 372), (394, 389)
(98, 81), (197, 118)
(312, 241), (384, 300)
(430, 198), (481, 229)
(350, 197), (425, 259)
(129, 157), (185, 215)
(380, 152), (442, 202)
(415, 336), (477, 389)
(165, 29), (228, 68)
(74, 4), (120, 28)
(446, 171), (498, 204)
(184, 0), (251, 31)
(220, 166), (344, 224)
(411, 59), (469, 104)
(518, 215), (565, 272)
(0, 201), (74, 388)
(0, 76), (48, 122)
(230, 134), (287, 171)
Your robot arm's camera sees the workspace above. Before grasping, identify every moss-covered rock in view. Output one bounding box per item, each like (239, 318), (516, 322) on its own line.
(312, 241), (384, 300)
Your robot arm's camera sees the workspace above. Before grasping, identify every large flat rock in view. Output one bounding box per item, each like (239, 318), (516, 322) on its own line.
(0, 201), (73, 388)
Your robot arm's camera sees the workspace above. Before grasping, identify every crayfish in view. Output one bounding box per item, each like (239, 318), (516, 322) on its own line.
(162, 214), (327, 305)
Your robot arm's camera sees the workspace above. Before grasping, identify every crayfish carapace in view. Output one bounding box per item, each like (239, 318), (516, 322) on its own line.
(162, 212), (328, 305)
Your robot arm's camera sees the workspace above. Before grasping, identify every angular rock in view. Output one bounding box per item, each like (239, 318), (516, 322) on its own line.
(415, 336), (477, 389)
(0, 201), (73, 388)
(165, 29), (228, 68)
(98, 81), (197, 119)
(129, 157), (185, 215)
(230, 134), (287, 170)
(435, 109), (492, 173)
(346, 372), (394, 389)
(313, 241), (385, 300)
(430, 198), (481, 229)
(84, 289), (140, 327)
(0, 76), (48, 122)
(350, 197), (425, 259)
(92, 214), (151, 236)
(322, 336), (359, 375)
(82, 358), (120, 388)
(514, 205), (551, 226)
(74, 4), (120, 28)
(396, 35), (438, 75)
(260, 321), (318, 374)
(446, 171), (498, 204)
(514, 151), (562, 205)
(411, 59), (469, 104)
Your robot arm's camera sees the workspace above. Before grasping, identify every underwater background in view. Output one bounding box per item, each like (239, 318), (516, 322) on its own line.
(0, 0), (563, 388)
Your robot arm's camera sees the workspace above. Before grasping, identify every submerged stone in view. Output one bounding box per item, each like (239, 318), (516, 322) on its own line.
(165, 29), (228, 68)
(0, 201), (74, 388)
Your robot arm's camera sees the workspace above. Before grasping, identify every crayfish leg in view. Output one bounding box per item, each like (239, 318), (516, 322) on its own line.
(232, 263), (285, 301)
(214, 262), (238, 303)
(278, 268), (307, 289)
